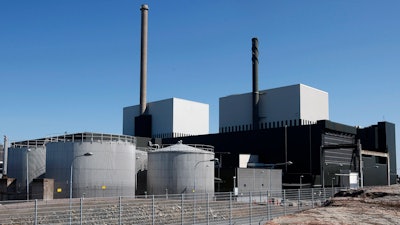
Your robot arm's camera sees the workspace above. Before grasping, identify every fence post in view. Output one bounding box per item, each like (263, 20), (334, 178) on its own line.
(181, 194), (184, 225)
(193, 193), (196, 225)
(229, 192), (232, 225)
(249, 192), (252, 225)
(283, 190), (287, 216)
(119, 196), (122, 225)
(298, 189), (301, 211)
(207, 193), (210, 225)
(80, 197), (83, 225)
(266, 191), (270, 221)
(34, 199), (38, 225)
(311, 188), (314, 208)
(152, 195), (155, 225)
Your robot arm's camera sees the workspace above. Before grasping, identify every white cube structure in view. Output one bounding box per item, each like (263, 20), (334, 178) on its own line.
(123, 98), (209, 138)
(219, 84), (329, 132)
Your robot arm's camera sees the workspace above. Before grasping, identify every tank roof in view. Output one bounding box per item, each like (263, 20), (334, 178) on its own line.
(151, 141), (214, 153)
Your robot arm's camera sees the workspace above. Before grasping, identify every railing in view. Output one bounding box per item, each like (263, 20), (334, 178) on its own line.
(0, 187), (341, 225)
(11, 132), (136, 148)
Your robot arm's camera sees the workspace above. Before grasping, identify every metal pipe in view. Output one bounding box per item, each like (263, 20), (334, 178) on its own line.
(387, 153), (390, 186)
(3, 136), (8, 177)
(26, 148), (31, 201)
(358, 139), (363, 188)
(139, 4), (149, 115)
(252, 38), (259, 130)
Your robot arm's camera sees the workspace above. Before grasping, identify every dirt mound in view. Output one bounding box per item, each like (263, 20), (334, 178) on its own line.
(265, 185), (400, 225)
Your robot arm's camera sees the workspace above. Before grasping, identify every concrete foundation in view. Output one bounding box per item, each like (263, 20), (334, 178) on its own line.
(32, 178), (54, 200)
(0, 177), (17, 201)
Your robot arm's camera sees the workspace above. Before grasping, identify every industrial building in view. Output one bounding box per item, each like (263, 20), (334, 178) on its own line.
(160, 120), (396, 191)
(1, 4), (397, 200)
(123, 9), (396, 193)
(123, 97), (209, 138)
(220, 83), (329, 132)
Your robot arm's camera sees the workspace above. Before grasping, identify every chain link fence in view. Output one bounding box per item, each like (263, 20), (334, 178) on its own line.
(0, 187), (341, 225)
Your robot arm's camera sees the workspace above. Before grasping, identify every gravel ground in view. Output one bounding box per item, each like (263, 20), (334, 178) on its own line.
(265, 185), (400, 225)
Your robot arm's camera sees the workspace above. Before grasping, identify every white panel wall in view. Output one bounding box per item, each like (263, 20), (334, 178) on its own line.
(123, 99), (174, 137)
(260, 85), (300, 123)
(300, 84), (329, 122)
(173, 98), (209, 136)
(123, 98), (209, 137)
(219, 93), (252, 129)
(219, 84), (329, 130)
(148, 99), (174, 137)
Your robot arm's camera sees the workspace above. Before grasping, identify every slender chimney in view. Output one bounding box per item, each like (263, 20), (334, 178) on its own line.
(139, 4), (149, 115)
(2, 135), (8, 177)
(252, 38), (259, 130)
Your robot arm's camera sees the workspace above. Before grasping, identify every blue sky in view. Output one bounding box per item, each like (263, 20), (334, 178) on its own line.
(1, 1), (399, 170)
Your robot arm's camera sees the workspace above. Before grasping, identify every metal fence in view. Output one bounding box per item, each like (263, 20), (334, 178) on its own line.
(0, 187), (340, 225)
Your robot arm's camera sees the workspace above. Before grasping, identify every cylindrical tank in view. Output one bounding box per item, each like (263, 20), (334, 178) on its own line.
(147, 142), (215, 195)
(8, 146), (46, 198)
(45, 133), (136, 198)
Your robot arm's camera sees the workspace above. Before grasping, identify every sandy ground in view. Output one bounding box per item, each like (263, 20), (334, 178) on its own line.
(265, 185), (400, 225)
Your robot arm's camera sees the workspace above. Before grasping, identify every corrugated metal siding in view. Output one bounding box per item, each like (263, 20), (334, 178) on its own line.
(323, 133), (356, 166)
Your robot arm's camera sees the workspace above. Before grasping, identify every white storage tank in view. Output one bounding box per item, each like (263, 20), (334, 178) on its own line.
(45, 133), (136, 198)
(147, 141), (215, 195)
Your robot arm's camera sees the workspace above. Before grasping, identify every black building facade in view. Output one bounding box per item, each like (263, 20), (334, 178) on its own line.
(144, 120), (396, 191)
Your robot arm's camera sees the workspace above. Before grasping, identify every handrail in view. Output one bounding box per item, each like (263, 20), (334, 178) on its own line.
(11, 132), (136, 148)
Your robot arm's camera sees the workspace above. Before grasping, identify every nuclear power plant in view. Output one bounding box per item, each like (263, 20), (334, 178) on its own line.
(1, 4), (396, 201)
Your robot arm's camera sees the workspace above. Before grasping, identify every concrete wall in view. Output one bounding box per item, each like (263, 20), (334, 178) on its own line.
(237, 168), (282, 193)
(219, 84), (329, 131)
(32, 178), (54, 200)
(123, 98), (209, 138)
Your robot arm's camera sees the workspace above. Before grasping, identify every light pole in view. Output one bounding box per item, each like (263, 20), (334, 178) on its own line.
(233, 176), (236, 192)
(299, 175), (304, 189)
(26, 148), (31, 201)
(331, 177), (335, 190)
(69, 152), (93, 225)
(285, 125), (288, 172)
(193, 158), (218, 193)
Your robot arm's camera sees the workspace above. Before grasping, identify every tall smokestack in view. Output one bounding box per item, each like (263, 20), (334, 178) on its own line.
(139, 4), (149, 115)
(252, 38), (259, 130)
(135, 4), (152, 138)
